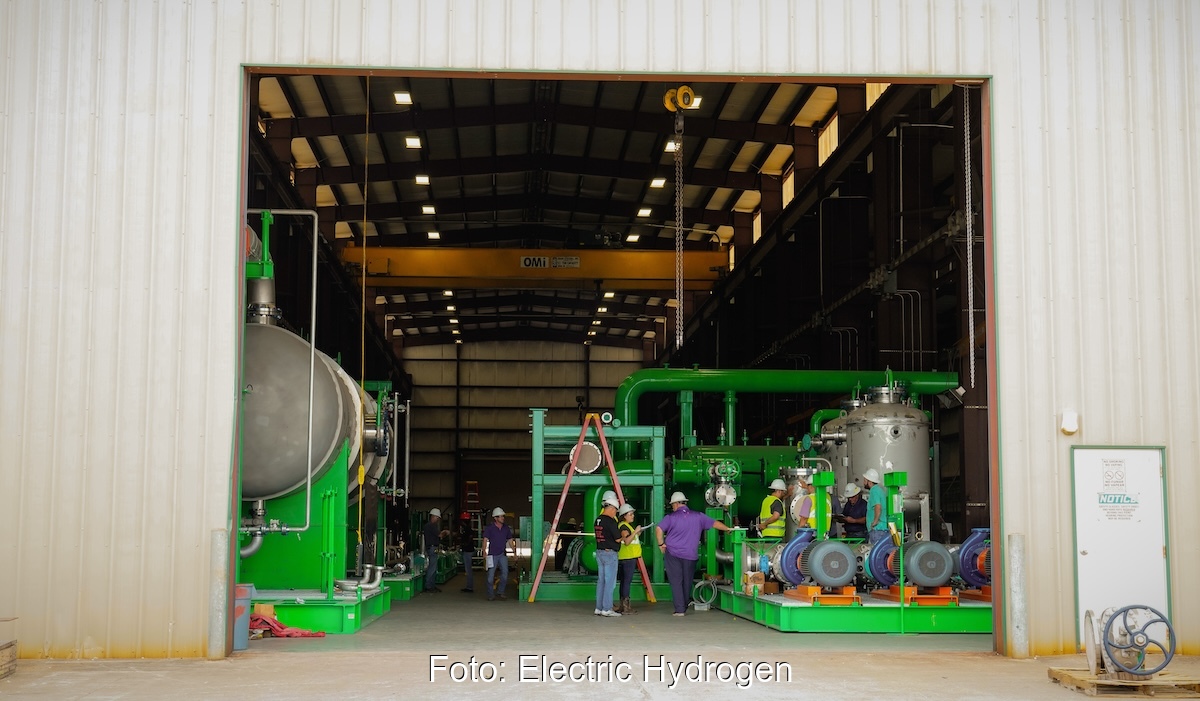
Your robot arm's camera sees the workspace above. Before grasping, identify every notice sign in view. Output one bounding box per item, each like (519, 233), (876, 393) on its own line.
(1096, 458), (1139, 520)
(1071, 446), (1169, 648)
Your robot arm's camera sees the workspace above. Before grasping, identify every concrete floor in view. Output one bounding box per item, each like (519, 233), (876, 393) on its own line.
(4, 574), (1197, 699)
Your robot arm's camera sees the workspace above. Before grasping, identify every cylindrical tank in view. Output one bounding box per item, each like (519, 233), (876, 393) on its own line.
(816, 399), (865, 493)
(242, 323), (359, 500)
(845, 385), (929, 512)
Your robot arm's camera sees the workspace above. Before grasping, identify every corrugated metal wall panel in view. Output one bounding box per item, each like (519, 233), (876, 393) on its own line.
(1, 0), (243, 658)
(2, 0), (1197, 658)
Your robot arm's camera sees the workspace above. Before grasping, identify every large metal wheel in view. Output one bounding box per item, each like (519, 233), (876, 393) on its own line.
(1083, 610), (1102, 675)
(1102, 604), (1176, 676)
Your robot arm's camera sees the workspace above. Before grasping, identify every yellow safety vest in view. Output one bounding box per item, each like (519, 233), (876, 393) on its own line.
(617, 521), (642, 560)
(759, 495), (785, 538)
(805, 492), (834, 532)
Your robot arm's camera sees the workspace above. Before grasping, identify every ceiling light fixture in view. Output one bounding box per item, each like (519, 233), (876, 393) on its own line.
(427, 231), (440, 240)
(422, 205), (436, 214)
(588, 330), (597, 336)
(626, 234), (640, 243)
(664, 139), (678, 152)
(405, 136), (421, 149)
(455, 339), (463, 344)
(592, 320), (602, 326)
(452, 329), (460, 335)
(447, 305), (456, 311)
(637, 208), (652, 217)
(650, 177), (667, 188)
(415, 174), (430, 185)
(450, 318), (459, 324)
(443, 290), (454, 297)
(597, 306), (608, 313)
(394, 91), (413, 105)
(603, 291), (615, 299)
(686, 96), (702, 109)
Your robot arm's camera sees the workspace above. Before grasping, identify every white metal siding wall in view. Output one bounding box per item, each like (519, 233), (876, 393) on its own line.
(1, 0), (1197, 658)
(0, 0), (244, 657)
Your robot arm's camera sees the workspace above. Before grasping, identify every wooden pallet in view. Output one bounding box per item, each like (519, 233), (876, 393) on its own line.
(1048, 667), (1200, 697)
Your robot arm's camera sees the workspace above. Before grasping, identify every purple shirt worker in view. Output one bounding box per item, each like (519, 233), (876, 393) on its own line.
(654, 491), (732, 616)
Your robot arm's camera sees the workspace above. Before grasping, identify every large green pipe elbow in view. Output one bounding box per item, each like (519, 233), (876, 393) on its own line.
(614, 368), (959, 428)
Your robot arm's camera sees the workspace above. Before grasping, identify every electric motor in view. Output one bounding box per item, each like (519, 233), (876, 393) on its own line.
(904, 540), (954, 588)
(798, 540), (856, 588)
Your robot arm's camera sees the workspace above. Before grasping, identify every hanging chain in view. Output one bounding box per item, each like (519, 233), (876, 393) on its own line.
(962, 85), (976, 390)
(674, 112), (684, 351)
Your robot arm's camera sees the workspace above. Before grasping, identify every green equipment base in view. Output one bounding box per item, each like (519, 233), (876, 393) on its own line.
(519, 572), (669, 602)
(715, 586), (992, 633)
(253, 586), (392, 635)
(383, 575), (421, 601)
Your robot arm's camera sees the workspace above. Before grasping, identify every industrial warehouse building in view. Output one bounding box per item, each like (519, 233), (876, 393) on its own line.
(1, 0), (1198, 694)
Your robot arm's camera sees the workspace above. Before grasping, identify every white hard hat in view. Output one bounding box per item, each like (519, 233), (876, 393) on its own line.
(602, 490), (617, 502)
(429, 508), (441, 518)
(618, 503), (636, 517)
(602, 496), (619, 508)
(768, 478), (787, 491)
(842, 483), (861, 498)
(669, 491), (688, 504)
(862, 468), (881, 484)
(491, 507), (505, 518)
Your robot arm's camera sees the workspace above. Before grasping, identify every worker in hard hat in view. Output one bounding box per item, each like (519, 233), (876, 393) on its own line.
(757, 478), (790, 540)
(422, 508), (450, 594)
(655, 491), (732, 616)
(862, 469), (889, 545)
(482, 507), (515, 601)
(616, 503), (645, 614)
(795, 476), (833, 534)
(593, 495), (623, 617)
(457, 511), (476, 593)
(834, 483), (867, 540)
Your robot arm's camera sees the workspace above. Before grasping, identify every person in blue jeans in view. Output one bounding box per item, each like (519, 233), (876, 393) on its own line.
(423, 508), (449, 593)
(593, 495), (622, 617)
(482, 507), (514, 600)
(654, 491), (731, 616)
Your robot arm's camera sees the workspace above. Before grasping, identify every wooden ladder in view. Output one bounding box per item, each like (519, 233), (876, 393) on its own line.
(526, 412), (657, 603)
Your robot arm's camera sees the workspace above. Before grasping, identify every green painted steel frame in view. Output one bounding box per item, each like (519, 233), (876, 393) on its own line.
(527, 408), (668, 594)
(715, 589), (991, 633)
(260, 588), (392, 635)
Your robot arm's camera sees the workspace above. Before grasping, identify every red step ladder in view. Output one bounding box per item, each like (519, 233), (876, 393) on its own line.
(527, 413), (657, 603)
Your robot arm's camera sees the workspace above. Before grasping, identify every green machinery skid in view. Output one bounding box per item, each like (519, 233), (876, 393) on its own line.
(522, 408), (667, 601)
(252, 587), (392, 634)
(715, 588), (992, 633)
(238, 441), (393, 634)
(524, 407), (992, 634)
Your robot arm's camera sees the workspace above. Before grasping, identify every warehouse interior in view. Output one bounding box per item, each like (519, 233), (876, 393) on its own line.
(237, 70), (997, 640)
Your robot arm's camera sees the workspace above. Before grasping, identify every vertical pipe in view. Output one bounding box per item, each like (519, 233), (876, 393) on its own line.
(723, 390), (737, 447)
(679, 390), (695, 450)
(208, 529), (229, 660)
(245, 209), (321, 533)
(1008, 533), (1030, 658)
(404, 399), (411, 508)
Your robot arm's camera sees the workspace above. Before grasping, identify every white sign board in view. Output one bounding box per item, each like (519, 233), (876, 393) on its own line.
(1071, 446), (1169, 648)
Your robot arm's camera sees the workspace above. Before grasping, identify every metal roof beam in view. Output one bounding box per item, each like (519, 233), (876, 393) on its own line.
(321, 194), (740, 228)
(293, 154), (760, 190)
(266, 103), (810, 145)
(342, 246), (728, 290)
